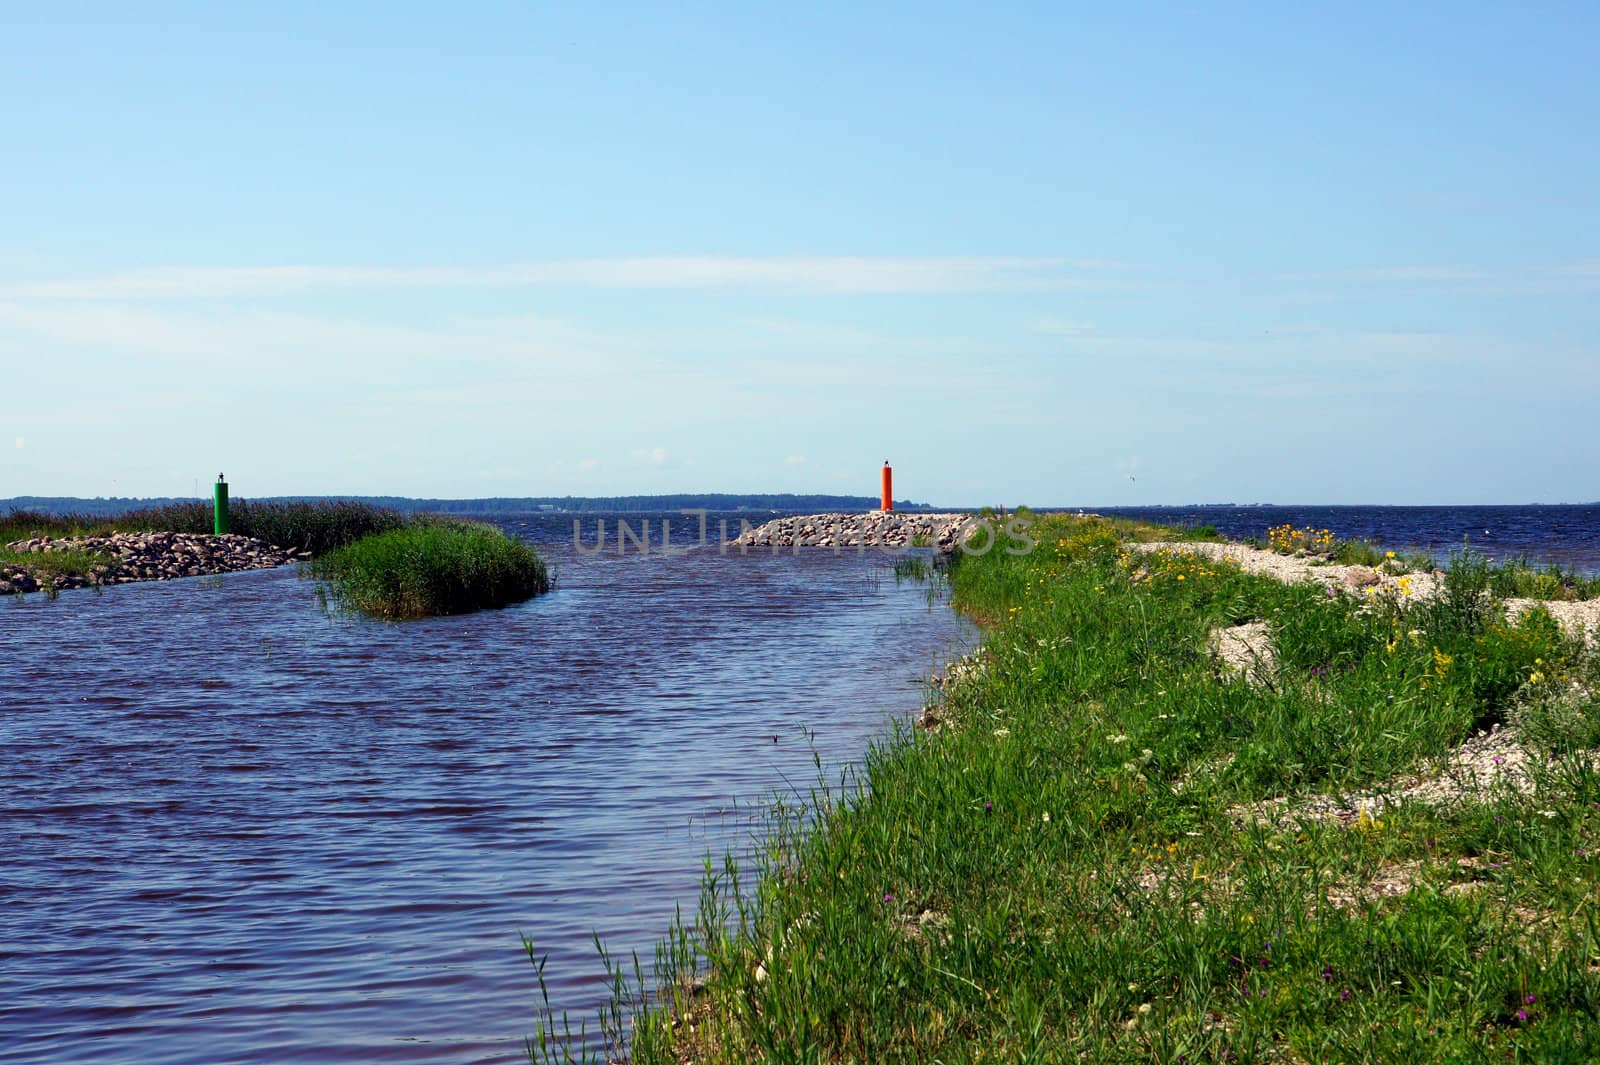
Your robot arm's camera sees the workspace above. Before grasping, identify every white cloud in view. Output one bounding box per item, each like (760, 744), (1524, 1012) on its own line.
(14, 436), (22, 449)
(1549, 260), (1600, 280)
(0, 302), (625, 384)
(1281, 262), (1600, 293)
(1061, 334), (1238, 362)
(630, 446), (669, 466)
(576, 458), (600, 472)
(1293, 266), (1490, 284)
(1030, 318), (1096, 336)
(1, 257), (1131, 301)
(784, 455), (806, 466)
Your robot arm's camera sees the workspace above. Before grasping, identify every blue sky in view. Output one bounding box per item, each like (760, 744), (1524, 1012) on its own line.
(3, 3), (1596, 505)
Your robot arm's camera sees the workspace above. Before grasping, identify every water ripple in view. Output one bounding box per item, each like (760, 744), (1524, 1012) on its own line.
(0, 513), (972, 1064)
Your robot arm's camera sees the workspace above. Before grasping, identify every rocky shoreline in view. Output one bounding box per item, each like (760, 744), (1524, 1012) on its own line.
(2, 531), (309, 595)
(1128, 539), (1600, 640)
(726, 511), (972, 550)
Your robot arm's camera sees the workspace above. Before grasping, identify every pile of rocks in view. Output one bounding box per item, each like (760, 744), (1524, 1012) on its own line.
(727, 512), (972, 551)
(2, 532), (309, 595)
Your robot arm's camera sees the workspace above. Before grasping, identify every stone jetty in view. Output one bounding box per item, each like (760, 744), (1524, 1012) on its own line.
(726, 512), (972, 551)
(2, 531), (308, 595)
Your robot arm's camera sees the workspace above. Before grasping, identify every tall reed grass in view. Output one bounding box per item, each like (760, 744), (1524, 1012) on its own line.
(310, 520), (550, 619)
(2, 501), (404, 557)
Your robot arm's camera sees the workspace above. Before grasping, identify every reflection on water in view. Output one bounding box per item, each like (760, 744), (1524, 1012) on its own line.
(1, 515), (973, 1064)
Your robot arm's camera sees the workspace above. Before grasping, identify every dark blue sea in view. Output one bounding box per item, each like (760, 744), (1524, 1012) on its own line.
(1092, 504), (1600, 574)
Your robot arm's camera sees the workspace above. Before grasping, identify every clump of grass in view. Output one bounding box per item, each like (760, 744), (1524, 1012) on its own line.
(560, 512), (1600, 1064)
(310, 520), (550, 619)
(892, 556), (932, 581)
(1486, 556), (1600, 601)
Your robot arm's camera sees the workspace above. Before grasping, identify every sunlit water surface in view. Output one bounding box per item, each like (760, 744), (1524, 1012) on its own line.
(1, 514), (973, 1064)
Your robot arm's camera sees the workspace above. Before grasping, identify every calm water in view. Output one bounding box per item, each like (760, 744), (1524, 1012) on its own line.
(0, 514), (973, 1064)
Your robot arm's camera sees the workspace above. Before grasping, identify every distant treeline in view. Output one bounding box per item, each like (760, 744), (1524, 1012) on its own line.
(3, 493), (936, 517)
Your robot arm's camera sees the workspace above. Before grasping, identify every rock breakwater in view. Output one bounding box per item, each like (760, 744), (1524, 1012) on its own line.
(2, 532), (309, 595)
(727, 512), (971, 551)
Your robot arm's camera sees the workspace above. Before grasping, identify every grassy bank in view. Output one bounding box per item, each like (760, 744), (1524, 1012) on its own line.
(1, 500), (404, 555)
(309, 520), (550, 619)
(0, 543), (116, 586)
(2, 501), (407, 590)
(570, 513), (1600, 1063)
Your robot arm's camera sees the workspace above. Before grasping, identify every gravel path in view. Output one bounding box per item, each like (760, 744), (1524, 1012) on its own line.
(1129, 540), (1600, 640)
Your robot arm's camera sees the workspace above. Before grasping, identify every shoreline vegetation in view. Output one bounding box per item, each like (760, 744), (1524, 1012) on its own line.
(2, 502), (551, 616)
(1, 531), (307, 595)
(536, 512), (1600, 1063)
(309, 520), (551, 620)
(1, 501), (403, 597)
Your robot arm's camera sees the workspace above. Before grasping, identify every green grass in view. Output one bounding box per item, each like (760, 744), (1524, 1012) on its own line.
(309, 520), (551, 619)
(5, 502), (551, 616)
(542, 513), (1600, 1064)
(1, 501), (404, 556)
(1328, 537), (1436, 572)
(1486, 557), (1600, 602)
(1242, 524), (1600, 600)
(0, 544), (115, 596)
(1, 501), (407, 588)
